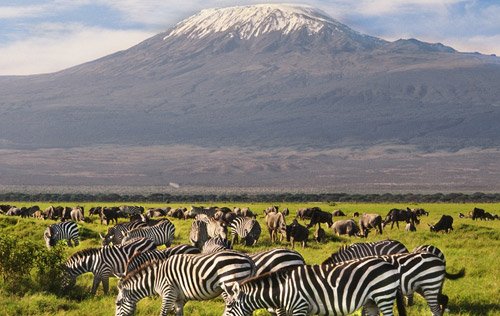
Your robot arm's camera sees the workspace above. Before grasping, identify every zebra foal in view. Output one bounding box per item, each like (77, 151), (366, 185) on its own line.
(222, 257), (406, 316)
(115, 250), (256, 316)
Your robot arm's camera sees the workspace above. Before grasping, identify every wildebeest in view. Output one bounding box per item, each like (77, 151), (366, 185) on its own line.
(100, 207), (122, 225)
(358, 213), (383, 237)
(71, 206), (85, 222)
(405, 222), (417, 232)
(286, 219), (309, 249)
(411, 208), (429, 217)
(331, 219), (361, 237)
(263, 205), (279, 216)
(429, 215), (454, 233)
(314, 224), (326, 243)
(470, 207), (485, 220)
(332, 209), (346, 217)
(296, 206), (321, 221)
(383, 208), (419, 229)
(306, 209), (333, 228)
(265, 212), (287, 243)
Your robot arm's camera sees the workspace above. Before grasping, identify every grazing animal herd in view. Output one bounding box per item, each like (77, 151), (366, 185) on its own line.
(2, 203), (496, 315)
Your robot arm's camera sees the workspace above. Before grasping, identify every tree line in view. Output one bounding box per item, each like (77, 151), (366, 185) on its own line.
(0, 192), (499, 203)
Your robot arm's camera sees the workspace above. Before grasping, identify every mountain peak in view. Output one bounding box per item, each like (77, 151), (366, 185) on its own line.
(164, 3), (345, 40)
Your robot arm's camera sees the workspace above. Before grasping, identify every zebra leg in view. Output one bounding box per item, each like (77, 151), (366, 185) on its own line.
(102, 277), (109, 295)
(362, 302), (381, 316)
(174, 299), (186, 316)
(91, 276), (101, 295)
(159, 289), (177, 316)
(406, 293), (414, 306)
(418, 289), (442, 316)
(67, 239), (73, 247)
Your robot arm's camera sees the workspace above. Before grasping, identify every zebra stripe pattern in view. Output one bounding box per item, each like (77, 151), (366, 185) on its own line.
(125, 244), (200, 274)
(63, 237), (155, 295)
(44, 221), (79, 248)
(248, 248), (305, 275)
(412, 245), (446, 263)
(115, 250), (256, 316)
(201, 236), (232, 253)
(323, 239), (408, 264)
(101, 220), (147, 245)
(121, 219), (175, 247)
(222, 257), (405, 316)
(229, 217), (262, 246)
(190, 219), (209, 249)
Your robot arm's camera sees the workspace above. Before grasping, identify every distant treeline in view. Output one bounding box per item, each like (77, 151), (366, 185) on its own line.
(1, 192), (500, 203)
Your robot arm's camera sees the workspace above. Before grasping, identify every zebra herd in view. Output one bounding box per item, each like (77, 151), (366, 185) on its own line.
(41, 209), (464, 316)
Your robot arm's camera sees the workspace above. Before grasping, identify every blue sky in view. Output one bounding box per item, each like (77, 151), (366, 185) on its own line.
(1, 0), (499, 75)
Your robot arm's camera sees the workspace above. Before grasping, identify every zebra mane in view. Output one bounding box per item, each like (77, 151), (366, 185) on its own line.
(121, 258), (162, 283)
(66, 247), (103, 264)
(240, 265), (297, 286)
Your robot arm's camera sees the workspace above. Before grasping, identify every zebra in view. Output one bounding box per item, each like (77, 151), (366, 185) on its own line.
(44, 221), (80, 248)
(222, 257), (406, 316)
(62, 237), (155, 295)
(248, 248), (305, 275)
(323, 251), (465, 316)
(125, 244), (200, 275)
(100, 220), (147, 246)
(229, 217), (262, 246)
(115, 250), (256, 316)
(323, 239), (409, 264)
(412, 244), (446, 262)
(189, 219), (210, 249)
(201, 236), (232, 253)
(121, 219), (175, 247)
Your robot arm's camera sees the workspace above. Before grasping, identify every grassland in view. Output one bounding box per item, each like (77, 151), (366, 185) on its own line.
(0, 201), (499, 316)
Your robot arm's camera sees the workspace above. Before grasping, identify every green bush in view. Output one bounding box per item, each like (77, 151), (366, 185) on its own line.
(0, 234), (67, 295)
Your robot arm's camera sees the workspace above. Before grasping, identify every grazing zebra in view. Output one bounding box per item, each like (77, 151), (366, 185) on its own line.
(323, 239), (409, 264)
(248, 248), (305, 275)
(189, 219), (210, 249)
(121, 220), (175, 247)
(115, 250), (256, 316)
(44, 221), (80, 248)
(201, 236), (232, 253)
(222, 257), (406, 316)
(125, 244), (200, 275)
(323, 251), (465, 316)
(100, 221), (147, 246)
(62, 237), (155, 295)
(230, 217), (262, 246)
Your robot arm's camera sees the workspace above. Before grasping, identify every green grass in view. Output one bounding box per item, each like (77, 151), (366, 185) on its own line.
(0, 202), (499, 315)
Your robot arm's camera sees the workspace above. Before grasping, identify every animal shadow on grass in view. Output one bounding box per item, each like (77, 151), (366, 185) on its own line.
(452, 303), (500, 316)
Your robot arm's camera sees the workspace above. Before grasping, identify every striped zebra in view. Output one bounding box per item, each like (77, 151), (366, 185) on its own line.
(248, 248), (305, 275)
(125, 244), (200, 275)
(323, 251), (465, 316)
(115, 250), (256, 316)
(44, 221), (79, 248)
(189, 219), (210, 249)
(222, 257), (406, 316)
(121, 219), (175, 247)
(230, 217), (262, 246)
(100, 220), (147, 245)
(412, 244), (446, 262)
(201, 236), (232, 253)
(323, 239), (409, 264)
(62, 237), (155, 295)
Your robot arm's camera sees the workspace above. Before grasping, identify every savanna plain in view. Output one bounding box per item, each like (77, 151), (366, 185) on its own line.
(0, 201), (498, 316)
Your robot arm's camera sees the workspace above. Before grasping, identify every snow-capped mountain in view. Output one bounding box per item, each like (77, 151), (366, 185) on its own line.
(0, 4), (499, 189)
(165, 4), (354, 39)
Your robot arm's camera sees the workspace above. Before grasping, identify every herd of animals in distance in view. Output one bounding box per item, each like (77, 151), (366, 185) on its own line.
(0, 204), (496, 315)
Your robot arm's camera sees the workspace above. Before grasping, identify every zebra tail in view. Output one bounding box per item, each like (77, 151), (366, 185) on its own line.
(396, 290), (407, 316)
(445, 267), (465, 280)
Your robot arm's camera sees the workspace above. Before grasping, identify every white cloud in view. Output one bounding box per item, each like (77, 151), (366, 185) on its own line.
(0, 24), (153, 75)
(0, 4), (48, 19)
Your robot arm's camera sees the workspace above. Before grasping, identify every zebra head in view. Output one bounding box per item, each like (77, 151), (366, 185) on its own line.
(44, 226), (56, 248)
(115, 283), (136, 316)
(221, 282), (251, 316)
(100, 227), (115, 246)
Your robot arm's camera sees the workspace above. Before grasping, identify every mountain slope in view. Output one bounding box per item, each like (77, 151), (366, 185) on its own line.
(0, 3), (499, 153)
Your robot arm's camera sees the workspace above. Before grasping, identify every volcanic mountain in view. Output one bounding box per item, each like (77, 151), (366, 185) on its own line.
(0, 4), (499, 190)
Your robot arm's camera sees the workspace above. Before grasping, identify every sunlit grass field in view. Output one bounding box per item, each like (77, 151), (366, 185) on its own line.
(0, 201), (499, 315)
